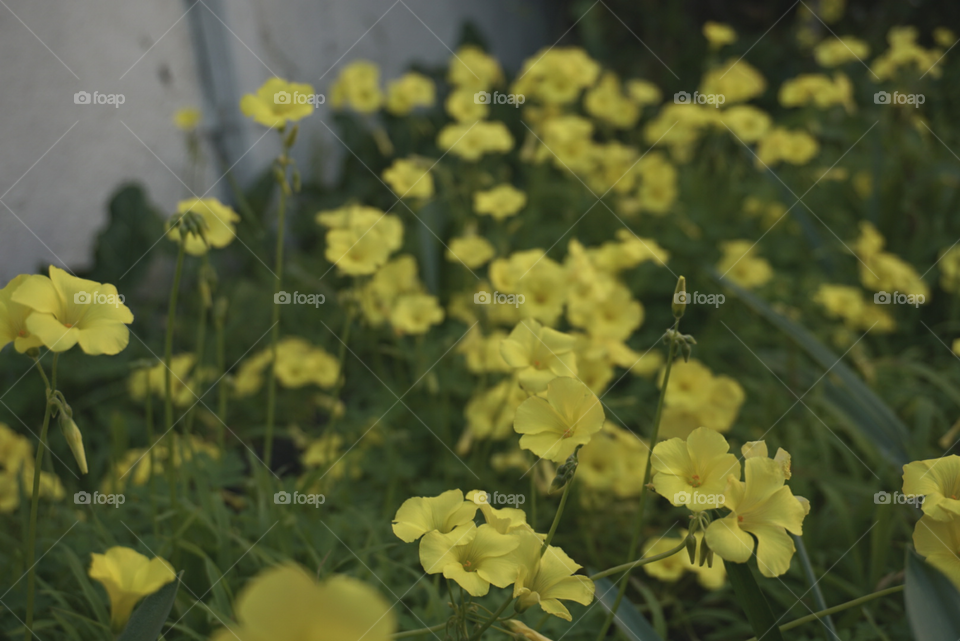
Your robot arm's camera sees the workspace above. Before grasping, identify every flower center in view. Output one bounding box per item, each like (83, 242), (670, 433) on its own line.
(64, 323), (73, 328)
(562, 428), (574, 438)
(463, 560), (473, 570)
(737, 515), (744, 523)
(690, 474), (702, 488)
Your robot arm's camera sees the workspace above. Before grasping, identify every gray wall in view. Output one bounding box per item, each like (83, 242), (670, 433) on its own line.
(0, 0), (551, 280)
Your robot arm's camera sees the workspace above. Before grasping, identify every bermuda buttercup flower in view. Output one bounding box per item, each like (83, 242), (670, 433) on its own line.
(500, 320), (577, 393)
(902, 455), (960, 522)
(704, 456), (807, 577)
(651, 427), (740, 511)
(466, 489), (534, 535)
(240, 77), (316, 127)
(912, 514), (960, 591)
(514, 377), (604, 463)
(210, 564), (395, 641)
(88, 546), (176, 631)
(418, 523), (520, 596)
(512, 530), (595, 620)
(168, 198), (240, 256)
(392, 489), (478, 542)
(12, 266), (133, 355)
(0, 275), (43, 353)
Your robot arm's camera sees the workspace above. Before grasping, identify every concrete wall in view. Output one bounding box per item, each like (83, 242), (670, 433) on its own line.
(0, 0), (551, 281)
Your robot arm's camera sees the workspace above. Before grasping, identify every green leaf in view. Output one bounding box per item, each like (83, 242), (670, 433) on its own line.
(716, 273), (911, 466)
(725, 561), (785, 641)
(116, 573), (181, 641)
(905, 548), (960, 641)
(592, 576), (664, 641)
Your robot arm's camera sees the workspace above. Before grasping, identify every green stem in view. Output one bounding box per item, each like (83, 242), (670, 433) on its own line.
(24, 353), (57, 641)
(589, 537), (690, 581)
(145, 387), (158, 539)
(164, 239), (187, 557)
(184, 260), (210, 437)
(744, 586), (903, 641)
(392, 623), (448, 639)
(541, 479), (572, 555)
(264, 167), (288, 469)
(469, 595), (513, 641)
(597, 319), (680, 641)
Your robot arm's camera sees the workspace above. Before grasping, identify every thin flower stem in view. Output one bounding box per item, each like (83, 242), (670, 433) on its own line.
(596, 318), (680, 641)
(588, 537), (690, 581)
(145, 387), (158, 539)
(164, 239), (187, 561)
(264, 157), (289, 469)
(392, 623), (448, 639)
(24, 353), (57, 641)
(184, 256), (210, 437)
(215, 299), (228, 451)
(541, 479), (573, 555)
(744, 586), (903, 641)
(469, 594), (513, 641)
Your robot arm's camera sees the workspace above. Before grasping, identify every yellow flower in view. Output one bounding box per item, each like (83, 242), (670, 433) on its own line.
(642, 530), (726, 589)
(446, 235), (495, 268)
(356, 255), (424, 327)
(88, 546), (176, 631)
(717, 240), (774, 289)
(463, 381), (528, 443)
(514, 376), (604, 462)
(12, 266), (133, 355)
(210, 564), (395, 641)
(449, 45), (503, 91)
(390, 294), (444, 335)
(577, 422), (648, 498)
(240, 77), (315, 128)
(934, 28), (956, 49)
(700, 59), (766, 104)
(128, 354), (202, 407)
(392, 488), (478, 542)
(500, 320), (577, 393)
(704, 456), (807, 577)
(385, 72), (435, 115)
(722, 105), (772, 143)
(651, 427), (740, 511)
(626, 79), (662, 106)
(913, 515), (960, 591)
(419, 523), (519, 596)
(567, 283), (643, 342)
(505, 620), (554, 641)
(512, 48), (599, 105)
(703, 22), (737, 48)
(755, 127), (819, 167)
(445, 88), (489, 122)
(0, 275), (44, 353)
(0, 423), (63, 512)
(778, 73), (854, 112)
(466, 489), (535, 535)
(584, 72), (639, 129)
(173, 107), (201, 131)
(512, 530), (594, 620)
(903, 456), (960, 522)
(274, 337), (340, 389)
(382, 158), (434, 199)
(474, 184), (527, 220)
(437, 121), (514, 161)
(317, 205), (403, 276)
(330, 61), (383, 113)
(940, 245), (960, 293)
(814, 36), (870, 67)
(168, 198), (241, 255)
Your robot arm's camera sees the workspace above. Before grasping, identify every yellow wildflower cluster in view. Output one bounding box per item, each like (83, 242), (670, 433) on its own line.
(316, 204), (404, 276)
(0, 422), (64, 512)
(513, 47), (600, 105)
(814, 284), (895, 334)
(382, 156), (434, 199)
(348, 254), (444, 335)
(717, 240), (774, 289)
(652, 428), (809, 577)
(392, 488), (595, 618)
(657, 359), (745, 439)
(779, 72), (855, 112)
(814, 36), (870, 67)
(128, 353), (212, 407)
(105, 434), (219, 493)
(234, 336), (340, 397)
(903, 455), (960, 590)
(330, 61), (384, 113)
(871, 26), (945, 80)
(851, 222), (930, 300)
(386, 72), (436, 115)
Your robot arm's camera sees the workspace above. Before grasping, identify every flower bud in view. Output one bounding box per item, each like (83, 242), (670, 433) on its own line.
(59, 412), (88, 475)
(686, 533), (698, 564)
(672, 275), (687, 319)
(550, 445), (583, 492)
